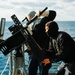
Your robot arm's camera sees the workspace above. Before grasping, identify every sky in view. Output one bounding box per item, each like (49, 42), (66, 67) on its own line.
(0, 0), (75, 21)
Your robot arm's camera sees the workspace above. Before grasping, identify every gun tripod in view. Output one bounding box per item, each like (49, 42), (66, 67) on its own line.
(9, 45), (28, 75)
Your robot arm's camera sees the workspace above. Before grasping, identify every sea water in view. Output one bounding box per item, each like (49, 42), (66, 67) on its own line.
(0, 21), (75, 75)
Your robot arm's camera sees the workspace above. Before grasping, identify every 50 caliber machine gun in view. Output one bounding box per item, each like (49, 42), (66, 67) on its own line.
(0, 7), (48, 62)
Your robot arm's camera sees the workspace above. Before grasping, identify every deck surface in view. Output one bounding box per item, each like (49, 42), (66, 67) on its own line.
(37, 73), (56, 75)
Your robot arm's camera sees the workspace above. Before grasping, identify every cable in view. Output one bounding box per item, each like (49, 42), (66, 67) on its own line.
(0, 56), (10, 75)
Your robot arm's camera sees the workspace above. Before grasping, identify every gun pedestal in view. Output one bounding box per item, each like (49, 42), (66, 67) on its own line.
(12, 46), (28, 75)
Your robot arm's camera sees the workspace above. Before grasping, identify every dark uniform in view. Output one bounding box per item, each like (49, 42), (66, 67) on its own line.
(29, 10), (56, 75)
(45, 21), (75, 75)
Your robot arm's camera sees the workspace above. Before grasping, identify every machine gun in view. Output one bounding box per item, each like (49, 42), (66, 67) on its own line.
(0, 7), (48, 62)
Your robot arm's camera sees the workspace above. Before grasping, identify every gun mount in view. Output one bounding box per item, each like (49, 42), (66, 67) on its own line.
(0, 7), (48, 62)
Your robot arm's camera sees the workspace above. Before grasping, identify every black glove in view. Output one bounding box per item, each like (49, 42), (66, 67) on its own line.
(24, 49), (32, 55)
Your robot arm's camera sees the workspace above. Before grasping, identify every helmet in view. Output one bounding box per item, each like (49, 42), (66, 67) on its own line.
(48, 10), (56, 20)
(45, 21), (59, 38)
(28, 11), (36, 18)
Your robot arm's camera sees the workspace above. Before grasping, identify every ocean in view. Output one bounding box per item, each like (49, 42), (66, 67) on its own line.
(0, 21), (75, 75)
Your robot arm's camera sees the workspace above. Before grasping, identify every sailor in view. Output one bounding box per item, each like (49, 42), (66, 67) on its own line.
(43, 21), (75, 75)
(23, 10), (43, 74)
(29, 10), (56, 75)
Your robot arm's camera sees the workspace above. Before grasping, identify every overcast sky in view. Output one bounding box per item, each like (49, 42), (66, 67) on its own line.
(0, 0), (75, 21)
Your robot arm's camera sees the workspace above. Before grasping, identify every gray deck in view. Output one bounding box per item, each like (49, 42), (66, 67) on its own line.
(37, 73), (56, 75)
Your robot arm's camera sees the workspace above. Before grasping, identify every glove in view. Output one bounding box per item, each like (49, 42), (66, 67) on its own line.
(42, 58), (51, 66)
(38, 10), (49, 17)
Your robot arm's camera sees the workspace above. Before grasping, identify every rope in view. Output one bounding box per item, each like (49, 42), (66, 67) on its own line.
(0, 56), (10, 75)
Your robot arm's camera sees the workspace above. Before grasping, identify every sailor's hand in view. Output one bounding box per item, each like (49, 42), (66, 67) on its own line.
(36, 11), (41, 17)
(42, 58), (51, 66)
(37, 10), (49, 17)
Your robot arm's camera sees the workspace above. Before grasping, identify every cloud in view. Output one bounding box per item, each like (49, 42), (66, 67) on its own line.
(0, 0), (75, 21)
(62, 0), (75, 2)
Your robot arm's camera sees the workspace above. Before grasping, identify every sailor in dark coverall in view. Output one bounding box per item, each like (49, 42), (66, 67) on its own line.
(44, 21), (75, 75)
(29, 10), (56, 75)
